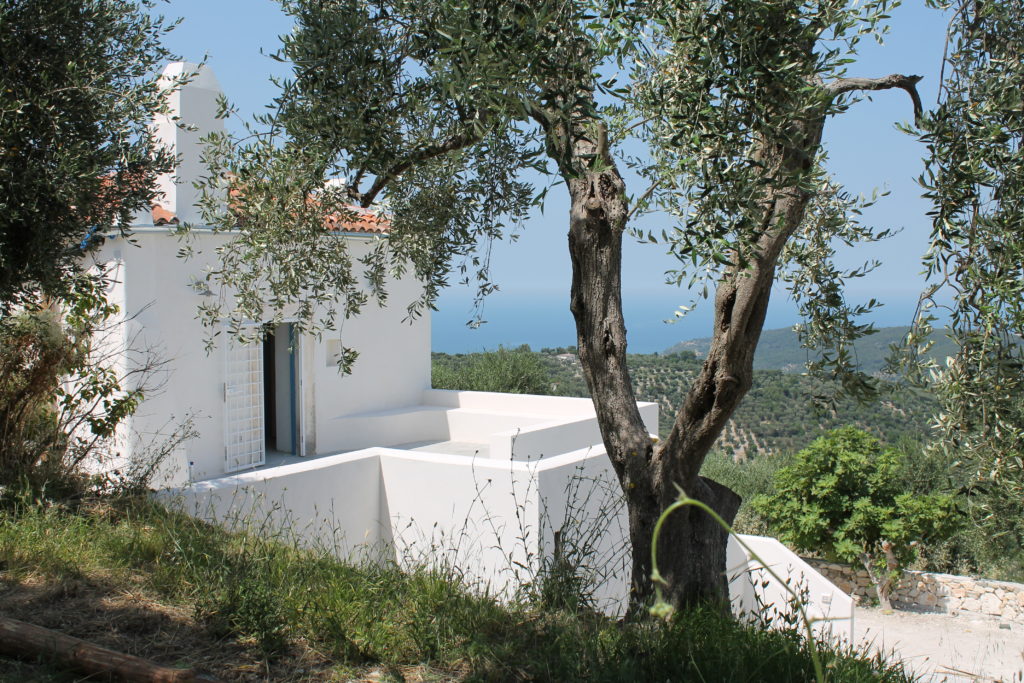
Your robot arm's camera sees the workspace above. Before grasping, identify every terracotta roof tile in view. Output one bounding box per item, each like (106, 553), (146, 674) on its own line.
(224, 178), (390, 234)
(151, 205), (179, 225)
(325, 206), (390, 234)
(144, 204), (389, 233)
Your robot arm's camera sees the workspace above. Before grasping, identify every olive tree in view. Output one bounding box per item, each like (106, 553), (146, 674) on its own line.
(194, 0), (924, 613)
(902, 0), (1024, 565)
(0, 1), (183, 496)
(0, 0), (178, 310)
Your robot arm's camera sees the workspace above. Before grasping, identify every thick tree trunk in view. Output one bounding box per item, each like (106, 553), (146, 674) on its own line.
(564, 155), (746, 611)
(547, 115), (746, 613)
(538, 97), (826, 615)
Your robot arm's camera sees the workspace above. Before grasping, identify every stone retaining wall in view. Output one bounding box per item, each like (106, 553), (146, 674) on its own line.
(805, 559), (1024, 623)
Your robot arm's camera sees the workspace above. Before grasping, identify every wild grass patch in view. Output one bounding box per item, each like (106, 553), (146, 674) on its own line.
(0, 496), (912, 681)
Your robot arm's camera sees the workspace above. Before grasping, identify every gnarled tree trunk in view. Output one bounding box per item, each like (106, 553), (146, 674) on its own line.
(538, 98), (828, 614)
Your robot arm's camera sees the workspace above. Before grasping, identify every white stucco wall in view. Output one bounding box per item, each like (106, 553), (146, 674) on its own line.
(91, 229), (431, 485)
(162, 449), (388, 562)
(163, 441), (852, 628)
(728, 534), (854, 641)
(165, 444), (624, 607)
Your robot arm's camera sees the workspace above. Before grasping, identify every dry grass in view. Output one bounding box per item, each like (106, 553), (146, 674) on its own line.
(0, 572), (354, 681)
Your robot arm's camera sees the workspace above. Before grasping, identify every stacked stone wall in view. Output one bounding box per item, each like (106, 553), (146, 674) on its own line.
(804, 559), (1024, 622)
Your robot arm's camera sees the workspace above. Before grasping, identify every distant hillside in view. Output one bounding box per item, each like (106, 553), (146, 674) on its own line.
(664, 326), (960, 374)
(434, 348), (937, 459)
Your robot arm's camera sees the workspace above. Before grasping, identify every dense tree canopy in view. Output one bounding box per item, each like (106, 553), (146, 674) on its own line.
(190, 0), (1020, 614)
(906, 0), (1024, 556)
(0, 0), (177, 309)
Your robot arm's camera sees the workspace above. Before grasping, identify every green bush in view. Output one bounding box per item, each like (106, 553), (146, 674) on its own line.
(753, 427), (960, 609)
(433, 345), (551, 394)
(0, 310), (80, 496)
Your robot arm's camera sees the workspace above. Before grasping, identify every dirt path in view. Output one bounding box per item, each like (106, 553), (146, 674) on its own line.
(852, 607), (1024, 682)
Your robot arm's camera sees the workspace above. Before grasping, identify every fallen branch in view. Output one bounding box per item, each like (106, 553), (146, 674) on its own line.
(0, 616), (220, 682)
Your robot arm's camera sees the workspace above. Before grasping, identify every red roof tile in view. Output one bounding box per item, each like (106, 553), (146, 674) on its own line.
(151, 205), (179, 225)
(145, 204), (390, 234)
(325, 206), (390, 234)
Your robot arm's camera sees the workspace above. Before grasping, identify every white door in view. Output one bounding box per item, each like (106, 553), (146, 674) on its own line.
(224, 334), (265, 472)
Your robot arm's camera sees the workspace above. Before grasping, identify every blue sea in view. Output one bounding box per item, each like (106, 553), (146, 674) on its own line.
(431, 289), (927, 354)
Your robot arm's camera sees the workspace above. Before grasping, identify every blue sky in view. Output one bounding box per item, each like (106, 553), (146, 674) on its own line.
(154, 0), (951, 352)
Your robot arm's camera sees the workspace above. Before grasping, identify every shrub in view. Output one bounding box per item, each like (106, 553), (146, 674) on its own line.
(0, 309), (82, 496)
(0, 279), (173, 502)
(753, 426), (960, 610)
(433, 345), (551, 394)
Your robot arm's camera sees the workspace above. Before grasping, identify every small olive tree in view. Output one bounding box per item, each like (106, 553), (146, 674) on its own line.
(0, 0), (178, 310)
(898, 0), (1024, 566)
(753, 427), (959, 610)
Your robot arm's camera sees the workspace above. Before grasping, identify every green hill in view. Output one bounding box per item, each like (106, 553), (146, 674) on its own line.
(434, 347), (937, 459)
(663, 326), (960, 374)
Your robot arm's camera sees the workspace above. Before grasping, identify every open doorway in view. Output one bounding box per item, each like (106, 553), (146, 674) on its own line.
(263, 323), (299, 455)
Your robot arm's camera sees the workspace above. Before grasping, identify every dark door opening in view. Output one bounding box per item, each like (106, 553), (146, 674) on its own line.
(263, 323), (298, 454)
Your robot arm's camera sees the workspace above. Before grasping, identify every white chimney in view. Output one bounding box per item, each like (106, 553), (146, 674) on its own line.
(151, 62), (225, 226)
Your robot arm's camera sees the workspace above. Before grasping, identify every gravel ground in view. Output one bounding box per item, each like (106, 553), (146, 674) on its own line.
(852, 607), (1024, 682)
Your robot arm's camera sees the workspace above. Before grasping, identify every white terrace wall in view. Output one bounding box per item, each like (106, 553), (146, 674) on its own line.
(323, 389), (659, 461)
(730, 537), (854, 641)
(162, 443), (852, 632)
(807, 558), (1024, 623)
(162, 444), (631, 611)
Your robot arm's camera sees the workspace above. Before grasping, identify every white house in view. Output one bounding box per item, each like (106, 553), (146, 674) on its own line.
(94, 63), (852, 633)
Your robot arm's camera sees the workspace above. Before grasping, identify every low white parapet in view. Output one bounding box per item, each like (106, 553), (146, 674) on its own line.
(162, 436), (852, 634)
(161, 442), (629, 611)
(728, 534), (854, 642)
(321, 390), (658, 463)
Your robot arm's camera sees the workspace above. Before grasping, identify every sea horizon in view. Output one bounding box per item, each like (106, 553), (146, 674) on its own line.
(430, 290), (926, 355)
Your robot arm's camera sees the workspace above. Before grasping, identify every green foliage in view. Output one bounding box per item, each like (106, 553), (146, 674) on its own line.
(0, 310), (79, 493)
(0, 0), (177, 309)
(905, 0), (1024, 567)
(190, 0), (545, 352)
(753, 427), (959, 604)
(0, 498), (914, 681)
(432, 346), (551, 394)
(0, 276), (160, 501)
(630, 0), (901, 395)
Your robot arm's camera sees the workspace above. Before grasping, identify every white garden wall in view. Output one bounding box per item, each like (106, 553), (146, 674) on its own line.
(729, 536), (854, 641)
(162, 450), (387, 562)
(163, 440), (851, 631)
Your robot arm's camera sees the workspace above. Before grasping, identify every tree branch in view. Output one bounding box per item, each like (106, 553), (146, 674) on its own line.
(825, 74), (923, 123)
(626, 178), (662, 221)
(348, 167), (366, 203)
(357, 127), (485, 208)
